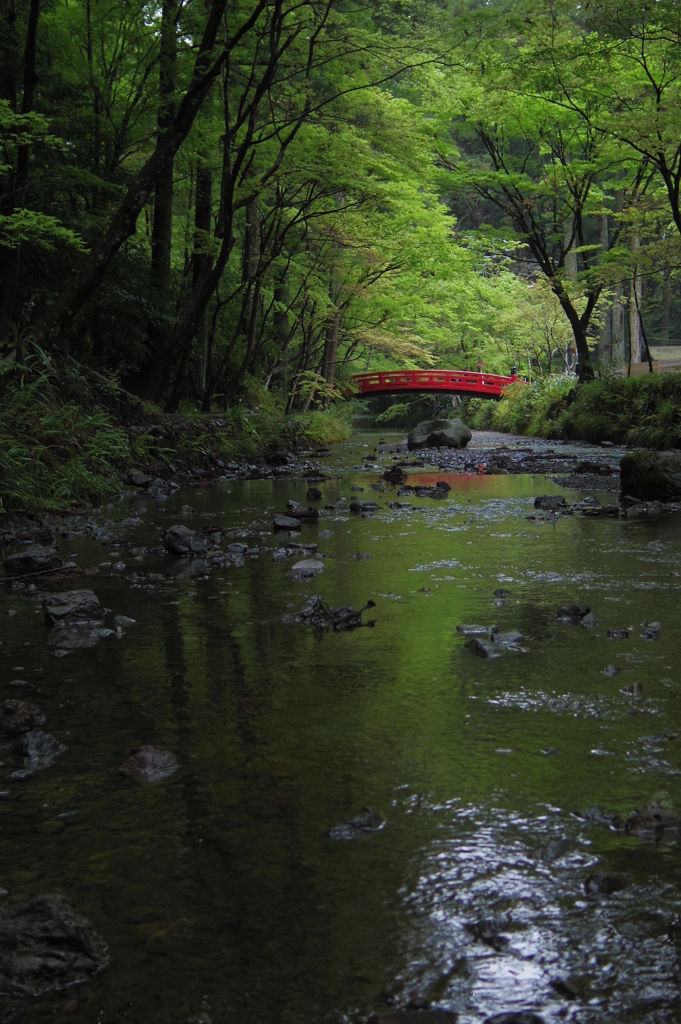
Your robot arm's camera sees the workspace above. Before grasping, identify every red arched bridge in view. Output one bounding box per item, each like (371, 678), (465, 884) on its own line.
(351, 369), (520, 398)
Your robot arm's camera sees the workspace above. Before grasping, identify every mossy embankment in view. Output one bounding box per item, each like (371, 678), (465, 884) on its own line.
(467, 372), (681, 449)
(0, 359), (352, 514)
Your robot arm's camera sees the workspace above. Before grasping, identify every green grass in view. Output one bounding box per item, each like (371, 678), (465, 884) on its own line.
(0, 362), (352, 514)
(467, 371), (681, 449)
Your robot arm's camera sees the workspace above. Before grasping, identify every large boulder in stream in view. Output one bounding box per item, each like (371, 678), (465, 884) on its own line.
(620, 449), (681, 501)
(407, 418), (472, 451)
(164, 525), (211, 556)
(0, 894), (109, 997)
(3, 545), (62, 576)
(42, 590), (102, 625)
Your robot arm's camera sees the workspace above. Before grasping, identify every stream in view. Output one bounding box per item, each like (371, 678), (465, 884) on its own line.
(1, 429), (681, 1023)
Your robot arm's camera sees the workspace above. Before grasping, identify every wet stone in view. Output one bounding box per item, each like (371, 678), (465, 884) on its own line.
(607, 628), (630, 639)
(287, 559), (325, 580)
(4, 545), (63, 576)
(641, 621), (661, 639)
(164, 525), (211, 557)
(273, 514), (302, 531)
(584, 871), (629, 895)
(330, 807), (385, 840)
(350, 500), (379, 513)
(464, 637), (501, 659)
(118, 745), (179, 783)
(556, 603), (590, 624)
(0, 894), (109, 997)
(580, 611), (600, 628)
(0, 700), (45, 735)
(42, 590), (102, 626)
(14, 730), (66, 773)
(622, 802), (681, 838)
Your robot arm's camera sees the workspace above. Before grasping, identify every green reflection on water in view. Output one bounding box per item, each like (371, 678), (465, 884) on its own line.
(1, 433), (681, 1022)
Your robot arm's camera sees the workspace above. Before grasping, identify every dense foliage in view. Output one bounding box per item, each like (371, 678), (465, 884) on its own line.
(2, 0), (681, 421)
(470, 369), (681, 450)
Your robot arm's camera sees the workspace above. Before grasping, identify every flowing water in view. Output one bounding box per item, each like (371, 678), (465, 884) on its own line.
(2, 431), (681, 1023)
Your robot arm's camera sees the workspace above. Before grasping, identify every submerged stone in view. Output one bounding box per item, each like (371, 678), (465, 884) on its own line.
(118, 745), (178, 783)
(0, 894), (109, 997)
(330, 807), (385, 840)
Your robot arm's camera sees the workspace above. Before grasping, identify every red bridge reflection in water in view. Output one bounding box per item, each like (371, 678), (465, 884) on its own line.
(351, 369), (520, 397)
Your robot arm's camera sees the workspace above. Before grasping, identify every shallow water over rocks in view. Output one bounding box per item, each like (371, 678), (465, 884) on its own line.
(1, 430), (681, 1022)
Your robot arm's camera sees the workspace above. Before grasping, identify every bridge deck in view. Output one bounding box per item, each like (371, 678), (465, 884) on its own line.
(351, 369), (519, 397)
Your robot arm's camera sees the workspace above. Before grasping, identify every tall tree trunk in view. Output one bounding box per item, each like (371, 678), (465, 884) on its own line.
(0, 0), (39, 351)
(611, 282), (626, 363)
(598, 215), (611, 363)
(629, 240), (642, 365)
(29, 0), (269, 350)
(190, 158), (212, 399)
(563, 216), (577, 279)
(662, 269), (671, 344)
(150, 0), (177, 294)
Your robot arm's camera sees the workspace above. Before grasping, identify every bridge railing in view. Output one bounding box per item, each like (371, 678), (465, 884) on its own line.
(350, 369), (520, 396)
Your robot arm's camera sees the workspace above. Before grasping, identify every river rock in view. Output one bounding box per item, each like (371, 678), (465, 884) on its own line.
(383, 466), (408, 485)
(42, 590), (102, 625)
(330, 807), (385, 840)
(163, 525), (211, 556)
(620, 449), (681, 501)
(465, 637), (501, 658)
(288, 558), (325, 580)
(641, 621), (661, 639)
(0, 894), (109, 997)
(584, 871), (629, 895)
(491, 630), (524, 646)
(622, 802), (680, 838)
(282, 596), (375, 631)
(349, 500), (379, 513)
(580, 611), (600, 628)
(407, 418), (472, 451)
(286, 505), (319, 521)
(556, 603), (590, 624)
(0, 700), (45, 735)
(534, 495), (566, 511)
(14, 730), (66, 773)
(113, 615), (136, 628)
(273, 514), (302, 531)
(118, 745), (178, 783)
(306, 486), (322, 501)
(128, 471), (152, 488)
(4, 545), (63, 575)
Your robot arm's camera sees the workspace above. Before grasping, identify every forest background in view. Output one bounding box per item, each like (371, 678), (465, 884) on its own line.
(3, 0), (681, 509)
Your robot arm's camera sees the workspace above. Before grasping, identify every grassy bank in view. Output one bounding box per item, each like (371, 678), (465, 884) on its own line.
(467, 372), (681, 449)
(0, 359), (352, 514)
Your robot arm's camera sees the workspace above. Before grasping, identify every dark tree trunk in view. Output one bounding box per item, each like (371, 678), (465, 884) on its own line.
(150, 0), (177, 294)
(29, 0), (269, 351)
(190, 158), (213, 398)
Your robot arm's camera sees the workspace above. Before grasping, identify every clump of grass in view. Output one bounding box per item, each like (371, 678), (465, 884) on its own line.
(467, 370), (681, 449)
(0, 357), (137, 512)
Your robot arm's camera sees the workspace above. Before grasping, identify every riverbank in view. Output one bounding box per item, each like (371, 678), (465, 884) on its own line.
(468, 371), (681, 449)
(0, 359), (352, 517)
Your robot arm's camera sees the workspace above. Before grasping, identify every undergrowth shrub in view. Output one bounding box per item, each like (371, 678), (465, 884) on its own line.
(468, 371), (681, 448)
